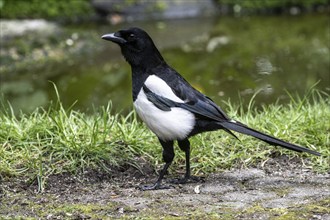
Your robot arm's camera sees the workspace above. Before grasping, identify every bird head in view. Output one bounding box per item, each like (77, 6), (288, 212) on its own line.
(102, 27), (164, 68)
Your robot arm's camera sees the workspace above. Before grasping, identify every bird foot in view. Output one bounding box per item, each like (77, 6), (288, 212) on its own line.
(169, 175), (205, 184)
(138, 182), (174, 191)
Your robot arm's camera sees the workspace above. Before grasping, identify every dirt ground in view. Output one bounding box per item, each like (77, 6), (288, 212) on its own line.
(1, 156), (329, 219)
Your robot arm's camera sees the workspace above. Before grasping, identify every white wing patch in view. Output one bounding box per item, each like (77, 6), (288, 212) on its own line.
(144, 75), (184, 103)
(134, 75), (195, 141)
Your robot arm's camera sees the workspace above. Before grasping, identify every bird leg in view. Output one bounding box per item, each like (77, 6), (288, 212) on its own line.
(170, 139), (204, 184)
(139, 161), (173, 190)
(139, 140), (174, 190)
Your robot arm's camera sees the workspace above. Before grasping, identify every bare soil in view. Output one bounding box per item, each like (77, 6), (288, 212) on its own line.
(1, 156), (329, 219)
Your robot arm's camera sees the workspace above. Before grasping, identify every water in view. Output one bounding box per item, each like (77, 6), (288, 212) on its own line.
(1, 14), (329, 114)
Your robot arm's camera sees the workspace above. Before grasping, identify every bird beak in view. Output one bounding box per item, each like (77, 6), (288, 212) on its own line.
(101, 32), (127, 44)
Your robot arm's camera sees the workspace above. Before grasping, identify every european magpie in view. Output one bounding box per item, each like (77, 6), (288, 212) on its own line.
(101, 27), (321, 190)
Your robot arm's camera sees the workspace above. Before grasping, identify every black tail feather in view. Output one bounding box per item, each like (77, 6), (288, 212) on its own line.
(220, 121), (321, 156)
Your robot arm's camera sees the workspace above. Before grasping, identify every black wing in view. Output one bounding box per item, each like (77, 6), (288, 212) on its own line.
(143, 84), (239, 139)
(149, 64), (230, 122)
(143, 84), (228, 123)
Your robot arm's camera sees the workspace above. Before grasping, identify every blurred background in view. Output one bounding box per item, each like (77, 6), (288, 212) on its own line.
(1, 0), (329, 114)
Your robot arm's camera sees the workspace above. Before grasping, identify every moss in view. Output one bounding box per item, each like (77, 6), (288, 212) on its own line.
(49, 203), (117, 219)
(303, 198), (330, 214)
(237, 198), (330, 219)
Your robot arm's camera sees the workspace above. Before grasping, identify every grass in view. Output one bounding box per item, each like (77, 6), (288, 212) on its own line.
(0, 88), (329, 192)
(0, 0), (93, 21)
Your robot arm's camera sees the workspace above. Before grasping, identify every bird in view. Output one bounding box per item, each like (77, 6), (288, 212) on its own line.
(101, 27), (321, 190)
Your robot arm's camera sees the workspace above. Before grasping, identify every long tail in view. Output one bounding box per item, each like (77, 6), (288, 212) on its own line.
(220, 120), (321, 156)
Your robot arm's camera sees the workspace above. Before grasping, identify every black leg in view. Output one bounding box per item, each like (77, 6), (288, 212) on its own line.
(179, 139), (191, 179)
(170, 139), (204, 184)
(139, 139), (174, 190)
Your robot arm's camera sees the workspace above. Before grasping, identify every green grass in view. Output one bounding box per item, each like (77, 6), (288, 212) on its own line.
(0, 88), (329, 191)
(0, 0), (93, 21)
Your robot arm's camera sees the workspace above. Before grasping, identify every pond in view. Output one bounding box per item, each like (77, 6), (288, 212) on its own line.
(1, 14), (329, 114)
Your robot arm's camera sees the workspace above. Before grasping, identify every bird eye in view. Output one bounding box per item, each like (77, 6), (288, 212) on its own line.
(128, 33), (135, 40)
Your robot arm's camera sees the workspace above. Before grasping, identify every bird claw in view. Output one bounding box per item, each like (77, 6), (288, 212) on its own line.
(138, 183), (174, 191)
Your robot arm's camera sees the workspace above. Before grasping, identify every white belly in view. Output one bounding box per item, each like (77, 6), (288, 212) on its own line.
(133, 75), (195, 141)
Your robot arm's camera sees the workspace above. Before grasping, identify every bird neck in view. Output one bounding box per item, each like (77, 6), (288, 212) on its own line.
(130, 59), (164, 71)
(121, 42), (165, 70)
(129, 52), (164, 70)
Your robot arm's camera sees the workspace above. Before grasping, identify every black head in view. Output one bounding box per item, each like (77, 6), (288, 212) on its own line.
(102, 27), (164, 68)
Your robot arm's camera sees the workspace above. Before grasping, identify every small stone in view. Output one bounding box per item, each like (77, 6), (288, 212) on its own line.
(194, 185), (201, 194)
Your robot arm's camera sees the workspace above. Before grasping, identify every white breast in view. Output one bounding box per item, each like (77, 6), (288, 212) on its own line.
(134, 75), (195, 141)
